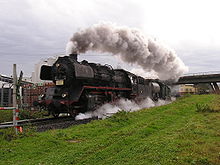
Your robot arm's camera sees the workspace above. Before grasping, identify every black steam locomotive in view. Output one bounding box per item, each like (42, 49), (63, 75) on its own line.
(35, 53), (170, 117)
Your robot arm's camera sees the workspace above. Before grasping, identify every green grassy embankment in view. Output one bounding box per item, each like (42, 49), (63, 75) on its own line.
(0, 95), (220, 165)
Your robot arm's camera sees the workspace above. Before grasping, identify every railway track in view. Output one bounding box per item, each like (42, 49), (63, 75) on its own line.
(0, 116), (98, 132)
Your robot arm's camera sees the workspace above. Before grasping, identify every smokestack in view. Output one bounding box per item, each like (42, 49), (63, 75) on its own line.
(69, 53), (78, 61)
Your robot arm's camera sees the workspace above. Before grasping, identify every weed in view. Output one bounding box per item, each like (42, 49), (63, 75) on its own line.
(196, 103), (212, 112)
(0, 109), (47, 123)
(0, 128), (17, 141)
(19, 109), (47, 119)
(0, 110), (13, 122)
(196, 102), (220, 113)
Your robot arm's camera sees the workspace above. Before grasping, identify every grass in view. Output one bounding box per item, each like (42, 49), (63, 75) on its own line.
(0, 109), (48, 123)
(0, 95), (220, 165)
(0, 110), (13, 123)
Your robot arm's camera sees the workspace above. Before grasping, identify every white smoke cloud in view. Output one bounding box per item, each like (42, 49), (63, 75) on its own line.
(75, 97), (171, 120)
(130, 67), (159, 79)
(67, 23), (188, 80)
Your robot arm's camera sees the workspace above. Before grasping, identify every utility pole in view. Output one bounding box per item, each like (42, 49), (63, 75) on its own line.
(13, 64), (17, 107)
(0, 84), (4, 106)
(12, 64), (18, 134)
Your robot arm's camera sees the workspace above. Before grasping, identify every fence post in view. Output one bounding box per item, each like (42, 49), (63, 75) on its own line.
(15, 106), (22, 133)
(0, 106), (22, 134)
(13, 64), (18, 134)
(12, 107), (18, 134)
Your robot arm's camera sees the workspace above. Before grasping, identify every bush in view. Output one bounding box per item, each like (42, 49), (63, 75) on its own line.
(19, 109), (47, 120)
(195, 103), (216, 113)
(0, 127), (17, 141)
(0, 110), (13, 122)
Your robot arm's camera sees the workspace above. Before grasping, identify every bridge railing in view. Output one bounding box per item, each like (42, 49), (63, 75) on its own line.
(183, 71), (220, 76)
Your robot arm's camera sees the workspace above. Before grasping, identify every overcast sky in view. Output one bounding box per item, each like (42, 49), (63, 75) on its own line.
(1, 0), (220, 76)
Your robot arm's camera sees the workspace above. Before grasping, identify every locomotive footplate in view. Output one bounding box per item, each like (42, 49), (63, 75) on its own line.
(83, 86), (131, 91)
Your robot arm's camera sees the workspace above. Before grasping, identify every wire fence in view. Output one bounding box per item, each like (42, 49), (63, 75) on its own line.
(0, 106), (22, 134)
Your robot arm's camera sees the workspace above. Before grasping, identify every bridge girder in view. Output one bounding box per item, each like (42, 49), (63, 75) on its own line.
(175, 73), (220, 94)
(176, 74), (220, 84)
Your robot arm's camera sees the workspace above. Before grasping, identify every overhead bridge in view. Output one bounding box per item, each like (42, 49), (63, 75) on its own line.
(176, 72), (220, 93)
(0, 74), (32, 85)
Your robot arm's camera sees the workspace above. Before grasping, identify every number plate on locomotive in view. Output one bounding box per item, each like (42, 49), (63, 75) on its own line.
(56, 80), (64, 85)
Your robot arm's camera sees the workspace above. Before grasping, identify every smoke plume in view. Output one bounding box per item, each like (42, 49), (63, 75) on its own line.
(130, 68), (159, 79)
(66, 23), (188, 80)
(75, 98), (172, 120)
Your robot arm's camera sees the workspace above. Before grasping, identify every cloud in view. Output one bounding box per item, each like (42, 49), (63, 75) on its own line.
(176, 43), (220, 73)
(0, 0), (220, 77)
(0, 0), (146, 76)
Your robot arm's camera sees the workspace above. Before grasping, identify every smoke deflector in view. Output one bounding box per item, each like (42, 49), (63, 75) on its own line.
(40, 65), (52, 80)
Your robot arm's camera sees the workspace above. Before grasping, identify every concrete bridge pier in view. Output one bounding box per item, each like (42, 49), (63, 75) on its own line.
(212, 82), (220, 94)
(209, 83), (215, 92)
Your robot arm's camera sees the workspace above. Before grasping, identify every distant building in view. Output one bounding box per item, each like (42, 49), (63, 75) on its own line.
(0, 88), (13, 106)
(179, 84), (197, 95)
(0, 56), (58, 107)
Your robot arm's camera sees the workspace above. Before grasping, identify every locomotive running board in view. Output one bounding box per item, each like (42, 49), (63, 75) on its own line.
(83, 86), (131, 91)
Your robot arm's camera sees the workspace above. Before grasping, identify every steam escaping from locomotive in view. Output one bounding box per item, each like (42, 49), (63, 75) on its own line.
(130, 68), (159, 79)
(75, 97), (171, 120)
(66, 23), (188, 80)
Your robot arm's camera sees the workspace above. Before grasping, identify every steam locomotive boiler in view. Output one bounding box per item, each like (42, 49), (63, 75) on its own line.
(35, 53), (170, 117)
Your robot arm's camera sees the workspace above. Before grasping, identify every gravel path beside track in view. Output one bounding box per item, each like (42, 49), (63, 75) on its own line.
(0, 116), (98, 132)
(34, 117), (97, 132)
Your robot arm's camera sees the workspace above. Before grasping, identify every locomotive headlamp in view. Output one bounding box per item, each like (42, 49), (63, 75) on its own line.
(62, 93), (68, 98)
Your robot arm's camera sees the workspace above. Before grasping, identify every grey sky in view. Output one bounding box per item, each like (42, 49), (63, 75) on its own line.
(1, 0), (220, 76)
